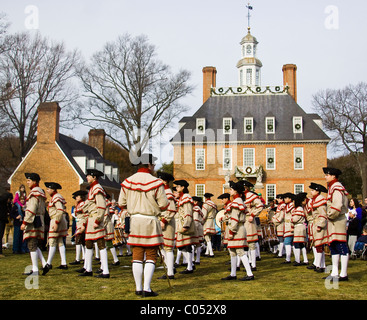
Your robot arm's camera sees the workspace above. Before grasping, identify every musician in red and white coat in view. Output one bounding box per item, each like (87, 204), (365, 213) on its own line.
(221, 181), (254, 281)
(307, 183), (328, 272)
(79, 169), (109, 278)
(282, 193), (295, 264)
(192, 196), (204, 264)
(103, 195), (120, 267)
(21, 173), (47, 275)
(291, 192), (309, 266)
(202, 193), (217, 257)
(119, 154), (169, 297)
(272, 194), (286, 258)
(43, 182), (68, 275)
(242, 180), (264, 270)
(323, 167), (349, 281)
(157, 171), (177, 280)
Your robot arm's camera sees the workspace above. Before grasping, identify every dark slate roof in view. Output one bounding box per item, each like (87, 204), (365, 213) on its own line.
(171, 94), (330, 143)
(57, 134), (121, 189)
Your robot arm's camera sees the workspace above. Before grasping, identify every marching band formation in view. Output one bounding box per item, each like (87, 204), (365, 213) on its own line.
(19, 154), (350, 297)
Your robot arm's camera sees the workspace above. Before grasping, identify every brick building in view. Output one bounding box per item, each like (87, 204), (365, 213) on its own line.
(171, 28), (330, 205)
(7, 102), (121, 213)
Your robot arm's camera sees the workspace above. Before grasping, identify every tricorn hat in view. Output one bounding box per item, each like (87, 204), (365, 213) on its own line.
(173, 180), (189, 188)
(218, 193), (230, 200)
(204, 193), (214, 198)
(229, 180), (245, 194)
(86, 169), (104, 178)
(322, 167), (342, 178)
(242, 180), (254, 188)
(25, 172), (40, 182)
(72, 190), (88, 199)
(294, 192), (308, 207)
(44, 182), (62, 190)
(283, 192), (295, 200)
(309, 182), (328, 193)
(157, 171), (174, 182)
(192, 196), (202, 202)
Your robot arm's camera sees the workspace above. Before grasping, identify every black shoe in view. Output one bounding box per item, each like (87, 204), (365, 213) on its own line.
(42, 263), (51, 276)
(307, 264), (316, 270)
(281, 260), (291, 264)
(76, 267), (86, 273)
(57, 265), (68, 270)
(96, 268), (103, 274)
(339, 276), (349, 281)
(95, 273), (110, 278)
(69, 260), (81, 265)
(79, 271), (93, 277)
(251, 267), (257, 271)
(179, 269), (193, 274)
(22, 270), (38, 276)
(135, 291), (143, 296)
(314, 267), (325, 273)
(112, 261), (120, 266)
(221, 275), (237, 280)
(143, 290), (159, 297)
(239, 275), (255, 281)
(157, 274), (174, 279)
(293, 262), (302, 266)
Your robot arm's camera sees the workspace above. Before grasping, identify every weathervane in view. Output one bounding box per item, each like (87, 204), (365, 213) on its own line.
(246, 2), (253, 29)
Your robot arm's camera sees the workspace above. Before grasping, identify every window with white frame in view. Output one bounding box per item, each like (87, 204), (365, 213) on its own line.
(195, 148), (205, 170)
(293, 116), (303, 133)
(243, 148), (255, 172)
(294, 147), (304, 170)
(223, 118), (232, 134)
(196, 118), (205, 134)
(246, 68), (253, 84)
(223, 148), (232, 170)
(195, 184), (205, 198)
(294, 184), (304, 194)
(244, 117), (253, 134)
(266, 117), (275, 134)
(266, 184), (276, 204)
(266, 148), (276, 170)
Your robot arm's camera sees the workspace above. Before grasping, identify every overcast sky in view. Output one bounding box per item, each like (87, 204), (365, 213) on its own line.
(1, 0), (365, 163)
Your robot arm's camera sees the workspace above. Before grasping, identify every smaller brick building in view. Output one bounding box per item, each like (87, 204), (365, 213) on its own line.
(7, 102), (121, 213)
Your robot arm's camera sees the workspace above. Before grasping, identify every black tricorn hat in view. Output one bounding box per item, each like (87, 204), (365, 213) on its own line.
(192, 196), (202, 202)
(283, 192), (295, 200)
(157, 171), (174, 182)
(294, 192), (308, 207)
(72, 190), (88, 199)
(25, 172), (40, 182)
(86, 169), (104, 178)
(173, 180), (189, 188)
(229, 180), (244, 194)
(309, 182), (328, 193)
(322, 167), (342, 177)
(276, 194), (284, 200)
(204, 193), (214, 198)
(44, 182), (62, 190)
(218, 193), (230, 200)
(242, 180), (254, 188)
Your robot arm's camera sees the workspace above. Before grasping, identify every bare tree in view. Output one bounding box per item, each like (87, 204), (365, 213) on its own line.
(312, 82), (367, 198)
(75, 33), (193, 159)
(0, 31), (80, 158)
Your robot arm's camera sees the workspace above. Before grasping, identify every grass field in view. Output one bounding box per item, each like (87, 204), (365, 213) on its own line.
(1, 244), (367, 302)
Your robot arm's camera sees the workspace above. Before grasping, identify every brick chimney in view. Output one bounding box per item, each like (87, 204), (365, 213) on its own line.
(37, 102), (61, 144)
(88, 129), (106, 157)
(282, 64), (297, 102)
(202, 66), (217, 104)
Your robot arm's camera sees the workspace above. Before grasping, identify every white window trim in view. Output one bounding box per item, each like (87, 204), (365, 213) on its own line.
(223, 148), (232, 170)
(294, 184), (304, 194)
(196, 118), (205, 135)
(195, 184), (205, 198)
(266, 147), (276, 170)
(243, 148), (255, 172)
(293, 116), (303, 134)
(266, 184), (276, 204)
(244, 117), (254, 134)
(223, 117), (232, 135)
(294, 147), (304, 170)
(266, 117), (275, 134)
(195, 148), (205, 170)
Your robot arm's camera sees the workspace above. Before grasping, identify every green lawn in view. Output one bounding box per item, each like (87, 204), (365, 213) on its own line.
(1, 245), (366, 301)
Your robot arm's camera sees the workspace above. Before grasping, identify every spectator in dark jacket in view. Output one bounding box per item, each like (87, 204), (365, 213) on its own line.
(0, 192), (13, 256)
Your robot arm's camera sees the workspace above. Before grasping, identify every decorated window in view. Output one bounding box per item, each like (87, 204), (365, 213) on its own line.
(266, 184), (276, 204)
(266, 117), (275, 134)
(196, 118), (205, 134)
(195, 184), (205, 198)
(294, 184), (304, 194)
(294, 147), (304, 170)
(223, 117), (232, 134)
(293, 116), (303, 133)
(246, 68), (253, 85)
(244, 117), (253, 134)
(243, 148), (255, 173)
(266, 148), (276, 170)
(195, 148), (205, 170)
(223, 148), (232, 170)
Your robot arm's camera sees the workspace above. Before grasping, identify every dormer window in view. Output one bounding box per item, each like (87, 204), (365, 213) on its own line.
(244, 117), (253, 134)
(223, 118), (232, 134)
(293, 116), (303, 133)
(266, 117), (275, 134)
(196, 118), (205, 134)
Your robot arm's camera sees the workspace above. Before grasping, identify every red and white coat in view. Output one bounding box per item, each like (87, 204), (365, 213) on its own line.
(48, 192), (68, 239)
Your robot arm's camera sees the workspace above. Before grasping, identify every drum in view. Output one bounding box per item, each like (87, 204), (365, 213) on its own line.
(261, 223), (279, 247)
(112, 228), (124, 247)
(215, 209), (226, 232)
